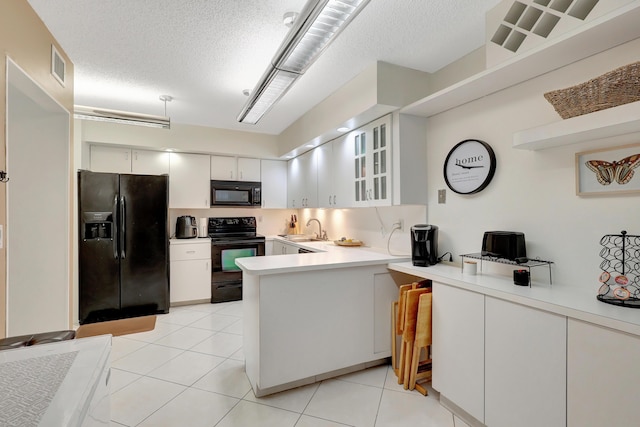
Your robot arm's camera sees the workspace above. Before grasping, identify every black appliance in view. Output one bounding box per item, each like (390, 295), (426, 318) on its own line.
(411, 224), (439, 267)
(482, 231), (526, 261)
(208, 217), (265, 303)
(176, 215), (197, 238)
(210, 180), (261, 207)
(78, 170), (169, 324)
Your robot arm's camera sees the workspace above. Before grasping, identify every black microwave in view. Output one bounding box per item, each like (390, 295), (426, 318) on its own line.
(211, 180), (261, 207)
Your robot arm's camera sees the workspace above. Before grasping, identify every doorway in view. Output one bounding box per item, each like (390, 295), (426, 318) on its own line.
(6, 59), (70, 335)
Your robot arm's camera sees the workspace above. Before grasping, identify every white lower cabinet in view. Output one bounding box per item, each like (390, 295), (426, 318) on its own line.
(170, 239), (211, 304)
(567, 319), (640, 427)
(271, 241), (299, 255)
(485, 297), (566, 427)
(432, 282), (485, 422)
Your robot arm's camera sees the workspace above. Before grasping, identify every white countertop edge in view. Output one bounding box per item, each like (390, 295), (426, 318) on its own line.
(170, 237), (211, 244)
(388, 262), (640, 337)
(238, 237), (410, 275)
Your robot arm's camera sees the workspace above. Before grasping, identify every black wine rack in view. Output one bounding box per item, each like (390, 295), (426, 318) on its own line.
(597, 230), (640, 308)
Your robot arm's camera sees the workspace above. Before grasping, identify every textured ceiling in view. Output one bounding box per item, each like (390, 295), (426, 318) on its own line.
(27, 0), (502, 135)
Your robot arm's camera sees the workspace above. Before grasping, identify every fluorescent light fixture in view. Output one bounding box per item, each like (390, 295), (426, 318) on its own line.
(238, 0), (371, 124)
(74, 105), (170, 129)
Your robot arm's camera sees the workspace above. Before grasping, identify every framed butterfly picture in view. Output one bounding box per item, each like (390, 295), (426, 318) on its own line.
(576, 142), (640, 196)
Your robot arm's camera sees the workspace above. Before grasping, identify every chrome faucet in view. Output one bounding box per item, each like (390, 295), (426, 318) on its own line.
(306, 218), (325, 240)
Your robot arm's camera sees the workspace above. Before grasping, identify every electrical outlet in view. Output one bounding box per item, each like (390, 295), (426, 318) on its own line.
(394, 219), (404, 231)
(438, 189), (446, 204)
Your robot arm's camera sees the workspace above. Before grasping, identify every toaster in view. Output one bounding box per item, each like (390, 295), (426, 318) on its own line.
(481, 231), (526, 261)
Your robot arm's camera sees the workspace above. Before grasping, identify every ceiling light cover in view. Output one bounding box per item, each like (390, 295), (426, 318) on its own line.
(74, 105), (170, 129)
(238, 69), (298, 124)
(238, 0), (371, 124)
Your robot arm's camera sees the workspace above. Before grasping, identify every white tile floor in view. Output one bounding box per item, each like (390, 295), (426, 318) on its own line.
(109, 302), (471, 427)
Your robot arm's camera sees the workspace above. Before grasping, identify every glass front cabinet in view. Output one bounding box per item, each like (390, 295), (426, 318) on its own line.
(354, 114), (392, 207)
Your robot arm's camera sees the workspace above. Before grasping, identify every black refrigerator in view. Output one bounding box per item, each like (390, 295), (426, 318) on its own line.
(78, 170), (169, 324)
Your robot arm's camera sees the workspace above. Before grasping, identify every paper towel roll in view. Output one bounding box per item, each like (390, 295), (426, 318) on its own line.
(199, 218), (208, 237)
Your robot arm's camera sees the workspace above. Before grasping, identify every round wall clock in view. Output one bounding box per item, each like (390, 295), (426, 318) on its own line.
(443, 139), (496, 194)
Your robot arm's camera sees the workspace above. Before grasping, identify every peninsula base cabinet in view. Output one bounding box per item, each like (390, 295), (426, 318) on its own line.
(244, 265), (396, 397)
(567, 319), (640, 427)
(433, 282), (567, 427)
(485, 297), (566, 427)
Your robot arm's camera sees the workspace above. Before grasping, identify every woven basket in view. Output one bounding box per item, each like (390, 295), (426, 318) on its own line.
(543, 61), (640, 119)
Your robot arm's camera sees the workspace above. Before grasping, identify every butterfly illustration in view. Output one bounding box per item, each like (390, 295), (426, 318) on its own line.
(585, 154), (640, 186)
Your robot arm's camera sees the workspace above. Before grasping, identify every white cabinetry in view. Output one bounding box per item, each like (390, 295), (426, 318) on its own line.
(353, 115), (392, 207)
(567, 319), (640, 427)
(432, 282), (485, 423)
(170, 239), (211, 304)
(90, 145), (169, 175)
(485, 297), (566, 427)
(287, 150), (317, 208)
(169, 153), (210, 208)
(210, 155), (261, 181)
(373, 272), (398, 354)
(271, 240), (300, 255)
(317, 135), (353, 208)
(260, 160), (287, 209)
(244, 264), (393, 396)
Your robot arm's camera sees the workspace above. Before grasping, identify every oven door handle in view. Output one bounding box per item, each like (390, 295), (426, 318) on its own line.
(211, 238), (265, 246)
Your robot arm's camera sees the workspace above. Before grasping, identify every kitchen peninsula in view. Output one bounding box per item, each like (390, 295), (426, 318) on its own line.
(236, 238), (409, 397)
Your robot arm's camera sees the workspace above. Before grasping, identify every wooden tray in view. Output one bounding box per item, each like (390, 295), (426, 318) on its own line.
(334, 240), (363, 247)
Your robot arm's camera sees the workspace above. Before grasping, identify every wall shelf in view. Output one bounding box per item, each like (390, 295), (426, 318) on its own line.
(400, 1), (640, 118)
(513, 101), (640, 150)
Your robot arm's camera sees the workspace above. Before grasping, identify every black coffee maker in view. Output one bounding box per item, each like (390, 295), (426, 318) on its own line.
(411, 224), (439, 266)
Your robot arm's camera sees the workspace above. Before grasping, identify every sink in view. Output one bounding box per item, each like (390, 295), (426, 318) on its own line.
(279, 234), (325, 242)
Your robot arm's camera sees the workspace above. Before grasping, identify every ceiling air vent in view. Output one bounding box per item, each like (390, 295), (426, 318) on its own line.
(490, 0), (600, 53)
(51, 44), (66, 87)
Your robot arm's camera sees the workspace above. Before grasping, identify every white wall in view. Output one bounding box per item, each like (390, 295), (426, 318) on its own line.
(298, 205), (427, 255)
(425, 37), (640, 287)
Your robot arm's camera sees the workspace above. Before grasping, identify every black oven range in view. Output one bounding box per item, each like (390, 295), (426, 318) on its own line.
(208, 217), (265, 303)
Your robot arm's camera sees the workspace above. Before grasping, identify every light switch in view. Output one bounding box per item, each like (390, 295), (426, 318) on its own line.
(438, 189), (446, 204)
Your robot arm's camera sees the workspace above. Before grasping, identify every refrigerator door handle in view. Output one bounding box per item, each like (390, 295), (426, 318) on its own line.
(113, 195), (119, 259)
(120, 195), (126, 259)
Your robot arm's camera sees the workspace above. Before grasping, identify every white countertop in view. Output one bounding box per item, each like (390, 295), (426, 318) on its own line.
(389, 262), (640, 337)
(237, 237), (410, 275)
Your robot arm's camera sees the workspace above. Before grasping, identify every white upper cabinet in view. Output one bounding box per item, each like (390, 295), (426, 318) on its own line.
(261, 159), (287, 209)
(131, 150), (170, 175)
(210, 155), (261, 181)
(210, 155), (236, 180)
(287, 150), (317, 208)
(169, 153), (210, 208)
(90, 145), (169, 175)
(90, 145), (131, 173)
(317, 135), (354, 208)
(238, 157), (261, 181)
(353, 115), (392, 207)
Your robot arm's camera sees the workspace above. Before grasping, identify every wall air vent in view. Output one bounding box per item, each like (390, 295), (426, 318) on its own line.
(484, 0), (626, 67)
(51, 44), (66, 87)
